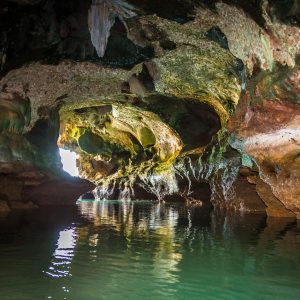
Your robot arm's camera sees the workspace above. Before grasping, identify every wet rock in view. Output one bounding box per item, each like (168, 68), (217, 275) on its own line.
(0, 200), (11, 213)
(0, 175), (23, 203)
(211, 173), (267, 213)
(0, 92), (31, 134)
(255, 179), (296, 219)
(229, 63), (300, 218)
(23, 176), (95, 206)
(0, 0), (299, 215)
(9, 201), (38, 210)
(79, 191), (95, 201)
(163, 194), (186, 202)
(206, 26), (229, 49)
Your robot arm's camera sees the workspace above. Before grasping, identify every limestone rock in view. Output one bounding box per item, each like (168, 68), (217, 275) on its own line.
(0, 200), (10, 213)
(0, 0), (299, 215)
(9, 201), (38, 210)
(88, 0), (136, 57)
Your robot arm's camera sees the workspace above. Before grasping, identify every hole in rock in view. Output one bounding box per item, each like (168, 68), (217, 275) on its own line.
(142, 96), (221, 151)
(176, 101), (221, 150)
(101, 19), (154, 68)
(59, 148), (79, 177)
(129, 0), (196, 23)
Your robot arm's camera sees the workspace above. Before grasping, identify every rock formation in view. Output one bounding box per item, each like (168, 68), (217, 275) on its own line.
(88, 0), (136, 57)
(0, 0), (299, 218)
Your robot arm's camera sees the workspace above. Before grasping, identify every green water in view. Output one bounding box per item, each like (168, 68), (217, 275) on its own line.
(0, 201), (299, 300)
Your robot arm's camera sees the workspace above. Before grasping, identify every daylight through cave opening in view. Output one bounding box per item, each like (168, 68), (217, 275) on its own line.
(56, 96), (223, 202)
(59, 148), (79, 177)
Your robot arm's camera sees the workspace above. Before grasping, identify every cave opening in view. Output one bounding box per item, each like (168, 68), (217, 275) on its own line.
(142, 95), (222, 152)
(56, 99), (219, 205)
(59, 148), (79, 177)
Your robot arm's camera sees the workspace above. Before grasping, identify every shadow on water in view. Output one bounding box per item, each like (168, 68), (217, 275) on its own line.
(0, 201), (299, 300)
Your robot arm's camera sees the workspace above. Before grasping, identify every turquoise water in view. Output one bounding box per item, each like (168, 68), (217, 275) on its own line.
(0, 201), (299, 300)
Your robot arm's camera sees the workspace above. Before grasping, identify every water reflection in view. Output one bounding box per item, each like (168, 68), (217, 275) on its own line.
(45, 228), (77, 278)
(77, 201), (184, 285)
(0, 202), (299, 300)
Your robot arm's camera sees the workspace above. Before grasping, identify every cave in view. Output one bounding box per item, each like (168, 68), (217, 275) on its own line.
(0, 0), (300, 299)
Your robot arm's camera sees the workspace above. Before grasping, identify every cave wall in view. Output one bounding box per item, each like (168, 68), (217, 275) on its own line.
(0, 0), (299, 218)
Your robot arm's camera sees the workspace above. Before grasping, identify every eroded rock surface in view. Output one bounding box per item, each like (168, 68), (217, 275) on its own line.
(0, 0), (299, 217)
(229, 63), (300, 218)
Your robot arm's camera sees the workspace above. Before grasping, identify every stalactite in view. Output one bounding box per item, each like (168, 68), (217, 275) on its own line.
(136, 168), (179, 201)
(88, 0), (136, 58)
(94, 179), (117, 200)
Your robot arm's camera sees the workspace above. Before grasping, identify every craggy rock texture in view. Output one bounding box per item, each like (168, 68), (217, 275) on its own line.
(88, 0), (136, 58)
(0, 3), (242, 207)
(229, 63), (300, 219)
(0, 89), (95, 208)
(193, 2), (300, 73)
(0, 0), (300, 217)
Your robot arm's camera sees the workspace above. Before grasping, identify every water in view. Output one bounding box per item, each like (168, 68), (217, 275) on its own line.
(0, 201), (299, 300)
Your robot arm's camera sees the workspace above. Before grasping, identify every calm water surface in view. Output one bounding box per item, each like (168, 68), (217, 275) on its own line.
(0, 201), (299, 300)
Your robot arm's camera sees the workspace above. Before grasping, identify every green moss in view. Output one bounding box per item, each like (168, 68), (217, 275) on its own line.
(249, 62), (300, 104)
(0, 101), (29, 134)
(242, 154), (253, 168)
(151, 45), (241, 125)
(138, 127), (156, 148)
(56, 14), (245, 186)
(59, 101), (183, 182)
